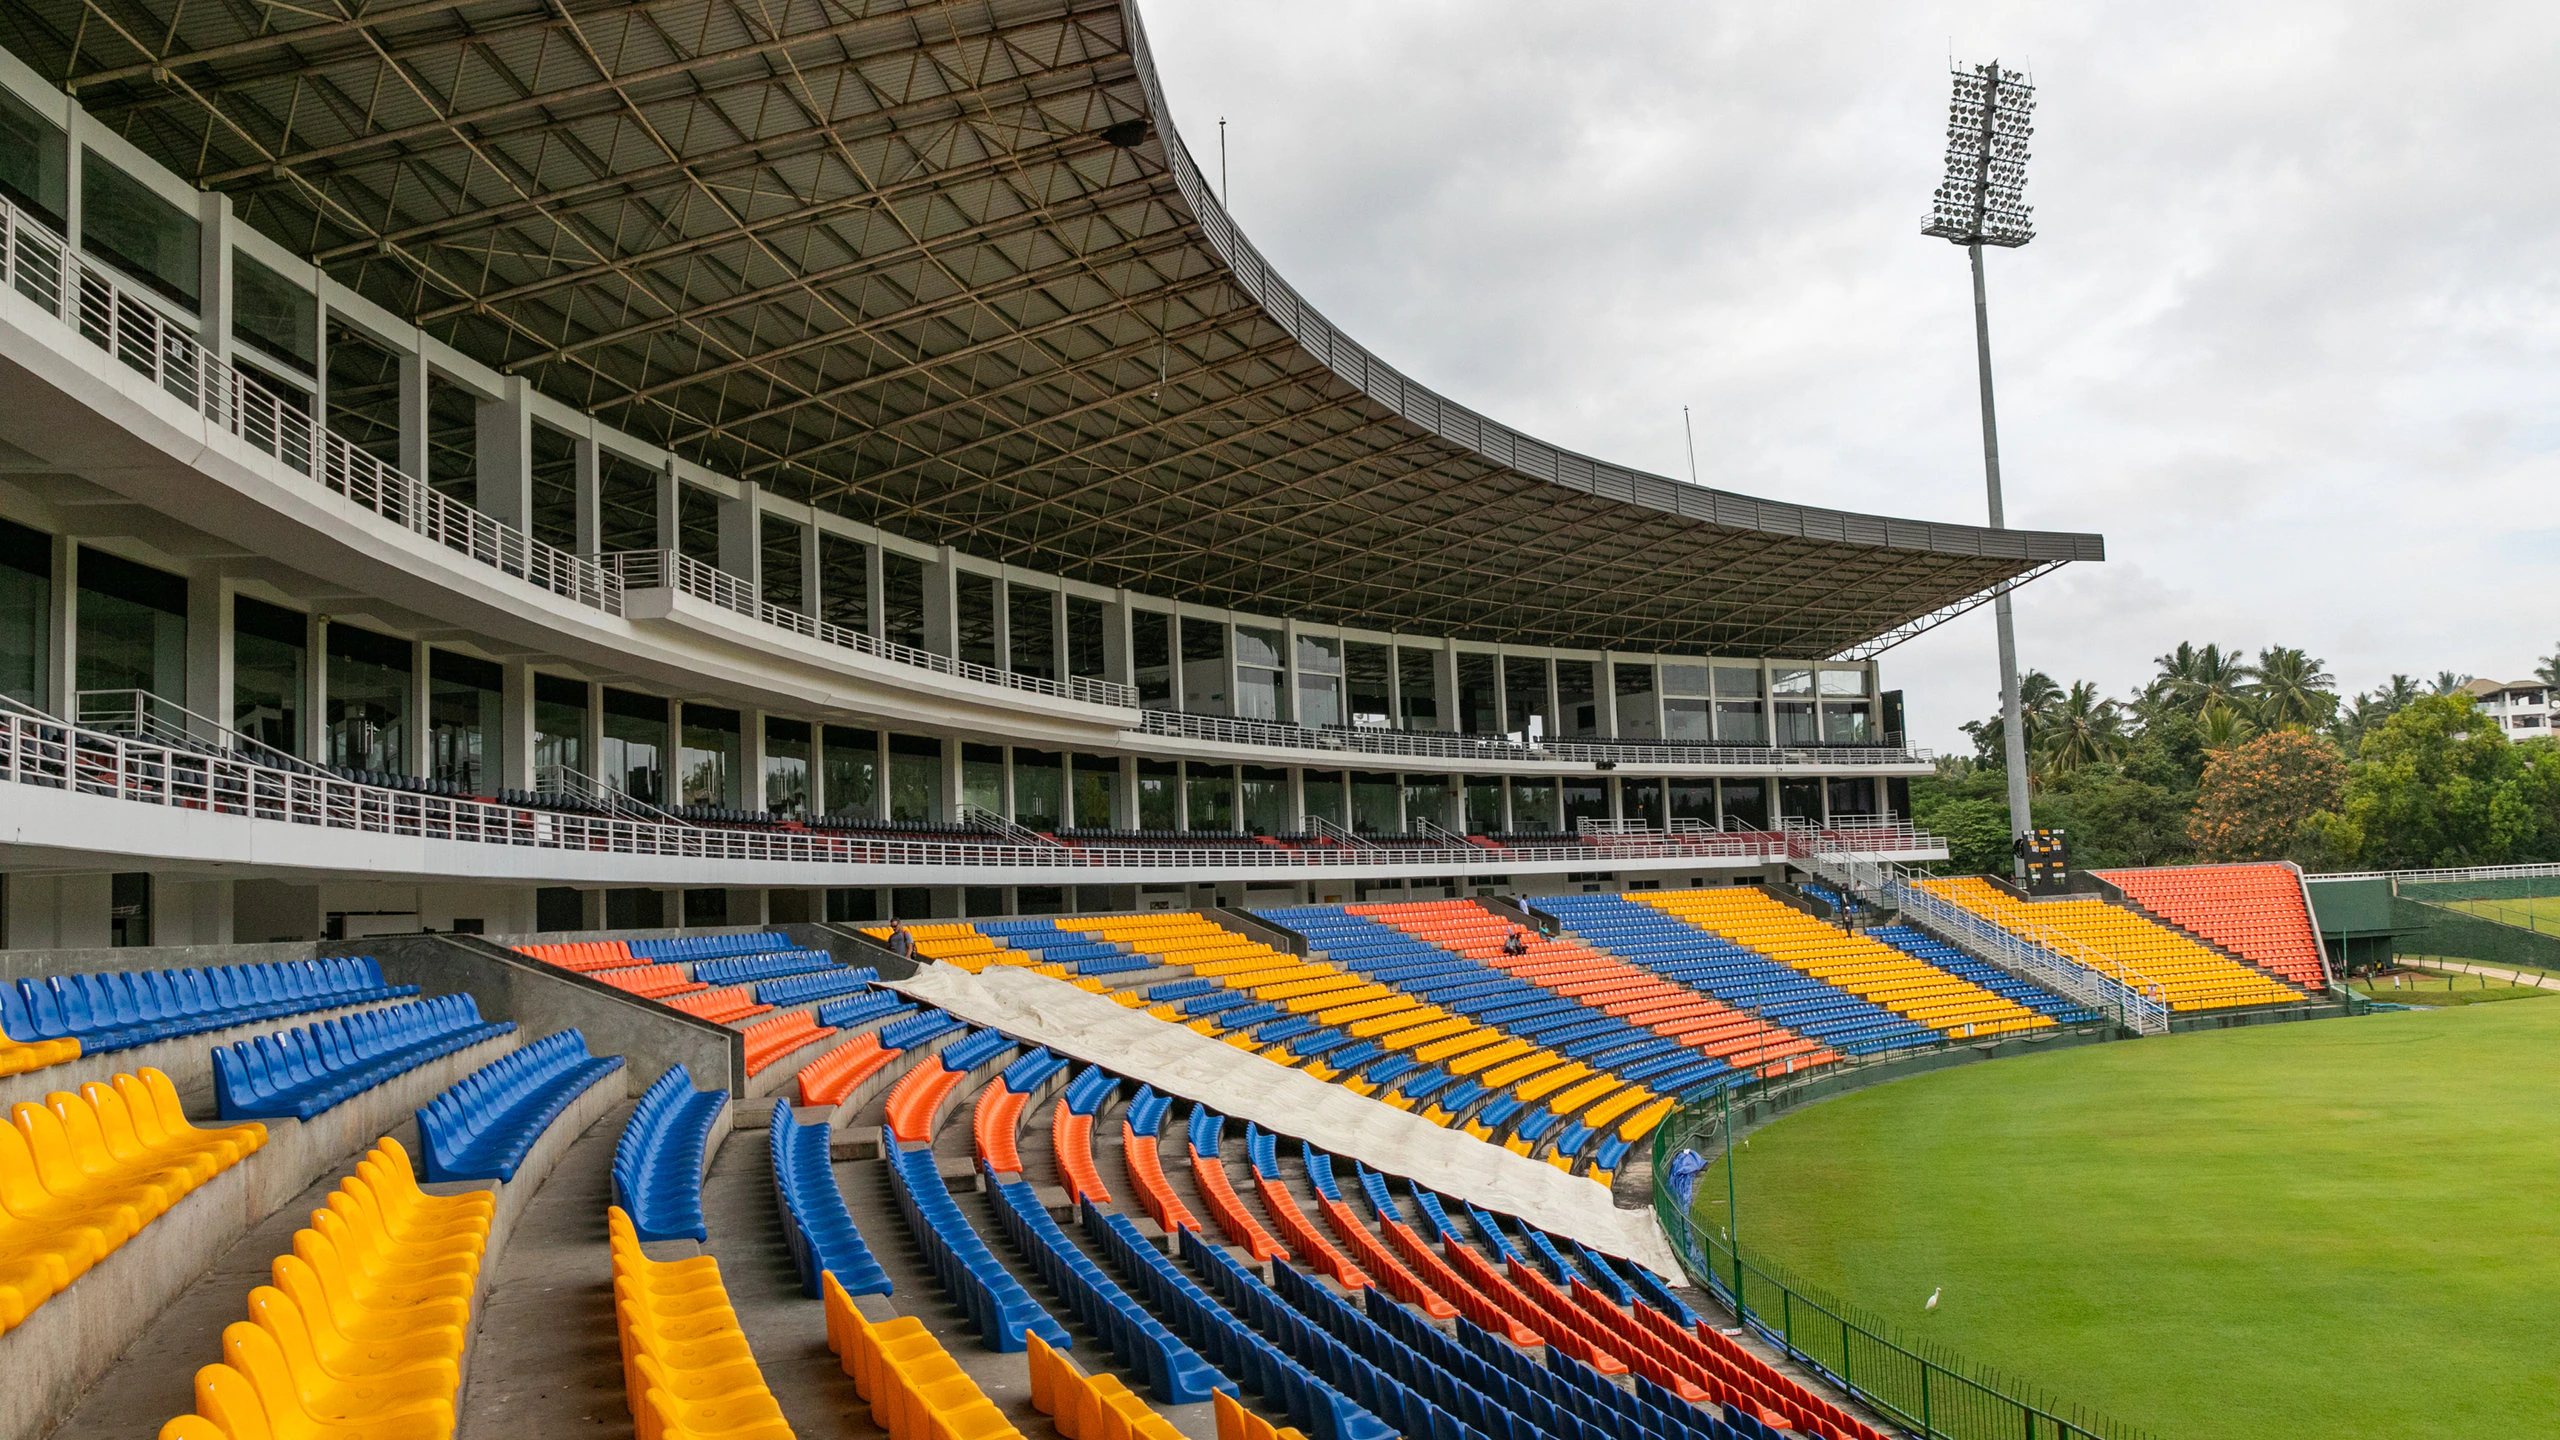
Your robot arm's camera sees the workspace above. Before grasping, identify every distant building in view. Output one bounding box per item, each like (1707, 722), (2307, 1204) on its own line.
(2463, 678), (2553, 736)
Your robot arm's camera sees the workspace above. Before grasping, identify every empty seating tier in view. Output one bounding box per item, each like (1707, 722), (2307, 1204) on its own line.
(609, 1205), (793, 1440)
(794, 1008), (954, 1108)
(741, 1010), (836, 1075)
(612, 1065), (726, 1243)
(884, 1126), (1070, 1353)
(591, 966), (707, 1000)
(767, 1099), (890, 1298)
(826, 1270), (1023, 1440)
(1632, 888), (2057, 1038)
(156, 1138), (488, 1440)
(2098, 863), (2330, 988)
(416, 1028), (623, 1181)
(213, 995), (514, 1122)
(2, 1067), (265, 1334)
(1922, 876), (2308, 1011)
(5, 957), (416, 1058)
(665, 986), (772, 1024)
(1863, 925), (2099, 1024)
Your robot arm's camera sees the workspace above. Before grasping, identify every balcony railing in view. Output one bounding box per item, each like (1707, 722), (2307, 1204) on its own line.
(1, 697), (1791, 875)
(1134, 708), (1933, 768)
(0, 193), (623, 618)
(602, 549), (1140, 711)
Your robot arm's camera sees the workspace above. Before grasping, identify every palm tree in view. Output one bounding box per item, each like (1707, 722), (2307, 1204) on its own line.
(2198, 699), (2257, 753)
(1963, 670), (2062, 771)
(2432, 670), (2474, 696)
(2246, 647), (2338, 731)
(2375, 674), (2423, 713)
(2148, 642), (2252, 718)
(2036, 681), (2129, 777)
(2537, 650), (2560, 687)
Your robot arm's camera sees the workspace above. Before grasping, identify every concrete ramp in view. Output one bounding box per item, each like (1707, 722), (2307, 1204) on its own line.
(887, 963), (1682, 1278)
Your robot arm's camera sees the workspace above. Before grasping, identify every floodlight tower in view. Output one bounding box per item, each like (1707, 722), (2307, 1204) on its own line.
(1925, 60), (2037, 877)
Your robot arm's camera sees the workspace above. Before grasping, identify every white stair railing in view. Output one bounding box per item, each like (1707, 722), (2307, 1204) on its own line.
(533, 763), (692, 827)
(1304, 814), (1378, 849)
(958, 803), (1058, 847)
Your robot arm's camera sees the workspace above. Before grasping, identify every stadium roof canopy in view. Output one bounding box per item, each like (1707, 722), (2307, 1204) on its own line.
(5, 0), (2102, 658)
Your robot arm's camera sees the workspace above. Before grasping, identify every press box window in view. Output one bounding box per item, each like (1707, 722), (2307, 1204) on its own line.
(81, 151), (200, 309)
(232, 251), (317, 371)
(0, 86), (67, 228)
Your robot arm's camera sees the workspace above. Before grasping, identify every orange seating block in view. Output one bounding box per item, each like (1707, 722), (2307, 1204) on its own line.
(883, 1060), (971, 1145)
(1191, 1149), (1288, 1263)
(1119, 1129), (1200, 1236)
(797, 1035), (902, 1108)
(1254, 1178), (1364, 1290)
(666, 987), (772, 1025)
(973, 1085), (1030, 1175)
(1051, 1106), (1110, 1206)
(741, 1011), (836, 1076)
(1315, 1196), (1453, 1318)
(593, 965), (706, 1000)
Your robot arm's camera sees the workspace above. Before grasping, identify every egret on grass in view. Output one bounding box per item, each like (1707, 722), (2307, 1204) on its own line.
(1926, 1287), (1941, 1311)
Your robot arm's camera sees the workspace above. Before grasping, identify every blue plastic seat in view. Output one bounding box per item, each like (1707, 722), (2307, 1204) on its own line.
(417, 1029), (622, 1181)
(214, 994), (513, 1121)
(611, 1065), (727, 1241)
(767, 1098), (891, 1297)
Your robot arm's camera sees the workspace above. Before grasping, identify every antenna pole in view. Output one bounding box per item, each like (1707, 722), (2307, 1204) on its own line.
(1219, 117), (1228, 206)
(1682, 405), (1700, 485)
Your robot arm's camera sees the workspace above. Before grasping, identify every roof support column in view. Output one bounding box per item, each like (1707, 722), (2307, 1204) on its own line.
(717, 481), (759, 589)
(571, 438), (602, 557)
(475, 376), (533, 533)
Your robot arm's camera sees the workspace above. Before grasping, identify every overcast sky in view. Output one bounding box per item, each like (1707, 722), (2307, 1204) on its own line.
(1137, 1), (2560, 755)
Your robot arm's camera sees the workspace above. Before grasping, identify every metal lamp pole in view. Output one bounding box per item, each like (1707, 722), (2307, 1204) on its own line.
(1926, 61), (2039, 878)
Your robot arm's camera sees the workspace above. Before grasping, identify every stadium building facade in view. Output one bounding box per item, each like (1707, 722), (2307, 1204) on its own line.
(0, 0), (2099, 947)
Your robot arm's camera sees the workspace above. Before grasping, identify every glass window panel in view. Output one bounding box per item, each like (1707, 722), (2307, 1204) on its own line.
(1827, 777), (1877, 818)
(1823, 705), (1873, 743)
(1009, 585), (1056, 679)
(1622, 778), (1665, 830)
(1714, 664), (1765, 698)
(822, 726), (879, 818)
(1669, 782), (1717, 825)
(1503, 655), (1550, 739)
(1613, 663), (1658, 740)
(1235, 625), (1283, 670)
(231, 251), (316, 370)
(819, 532), (868, 634)
(1464, 776), (1503, 835)
(1779, 778), (1825, 822)
(1350, 772), (1400, 834)
(1239, 765), (1287, 835)
(81, 152), (199, 308)
(1510, 779), (1559, 833)
(425, 376), (476, 503)
(0, 519), (49, 708)
(961, 742), (1004, 814)
(1297, 673), (1341, 729)
(325, 623), (410, 775)
(528, 424), (578, 554)
(1819, 667), (1870, 697)
(1556, 660), (1599, 737)
(76, 547), (188, 703)
(1180, 617), (1227, 714)
(1132, 610), (1174, 709)
(1013, 749), (1063, 829)
(598, 452), (659, 555)
(533, 673), (586, 778)
(232, 595), (306, 757)
(321, 321), (399, 468)
(881, 552), (928, 650)
(600, 688), (666, 804)
(765, 717), (811, 817)
(1185, 763), (1235, 831)
(1137, 760), (1179, 829)
(1295, 632), (1341, 673)
(1719, 780), (1770, 831)
(427, 648), (501, 792)
(1456, 652), (1498, 734)
(955, 572), (997, 667)
(0, 86), (68, 227)
(680, 704), (742, 807)
(1561, 782), (1609, 829)
(1775, 700), (1819, 745)
(1715, 700), (1768, 745)
(887, 733), (942, 822)
(1345, 643), (1393, 726)
(1403, 777), (1452, 832)
(1664, 697), (1711, 742)
(1661, 664), (1712, 697)
(761, 515), (804, 612)
(1396, 647), (1439, 730)
(1771, 666), (1815, 697)
(1237, 666), (1284, 722)
(677, 484), (719, 567)
(1303, 771), (1348, 830)
(1069, 753), (1118, 829)
(1066, 596), (1107, 679)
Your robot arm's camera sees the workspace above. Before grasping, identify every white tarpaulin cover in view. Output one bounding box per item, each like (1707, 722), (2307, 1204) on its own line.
(886, 962), (1684, 1278)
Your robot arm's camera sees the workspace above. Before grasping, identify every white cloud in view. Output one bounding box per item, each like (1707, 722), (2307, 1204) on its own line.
(1137, 0), (2560, 749)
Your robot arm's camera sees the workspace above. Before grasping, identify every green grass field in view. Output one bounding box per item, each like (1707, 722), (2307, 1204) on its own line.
(2445, 894), (2560, 936)
(1706, 1004), (2560, 1440)
(2351, 968), (2557, 1005)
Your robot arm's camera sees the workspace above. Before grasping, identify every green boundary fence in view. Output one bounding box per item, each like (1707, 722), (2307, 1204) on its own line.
(1651, 1075), (2157, 1440)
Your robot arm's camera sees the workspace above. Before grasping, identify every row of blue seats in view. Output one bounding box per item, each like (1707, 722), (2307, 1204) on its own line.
(693, 949), (835, 987)
(1537, 895), (1938, 1053)
(767, 1100), (890, 1297)
(3, 957), (415, 1054)
(755, 966), (878, 1006)
(882, 1127), (1068, 1352)
(213, 994), (512, 1121)
(988, 1171), (1223, 1402)
(417, 1029), (622, 1181)
(817, 991), (913, 1031)
(971, 918), (1154, 975)
(1866, 925), (2098, 1024)
(613, 1064), (727, 1241)
(1082, 1201), (1393, 1440)
(625, 931), (794, 962)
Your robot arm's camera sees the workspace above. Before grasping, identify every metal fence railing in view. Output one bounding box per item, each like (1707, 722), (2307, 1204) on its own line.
(600, 549), (1141, 710)
(1653, 1086), (2156, 1440)
(1134, 707), (1937, 769)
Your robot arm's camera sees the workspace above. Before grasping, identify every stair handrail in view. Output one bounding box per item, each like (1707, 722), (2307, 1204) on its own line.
(76, 687), (328, 776)
(532, 762), (693, 827)
(958, 802), (1059, 847)
(1303, 814), (1379, 849)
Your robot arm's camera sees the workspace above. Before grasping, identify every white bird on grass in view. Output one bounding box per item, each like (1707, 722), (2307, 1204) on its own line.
(1925, 1287), (1941, 1311)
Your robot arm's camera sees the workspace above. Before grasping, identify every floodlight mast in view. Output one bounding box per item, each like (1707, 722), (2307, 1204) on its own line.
(1925, 60), (2037, 878)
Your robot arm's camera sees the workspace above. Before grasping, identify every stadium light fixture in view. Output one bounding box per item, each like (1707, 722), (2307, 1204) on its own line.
(1925, 59), (2037, 878)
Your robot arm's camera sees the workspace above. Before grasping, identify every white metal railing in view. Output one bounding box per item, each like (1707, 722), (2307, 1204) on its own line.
(1133, 708), (1934, 769)
(1302, 814), (1378, 849)
(602, 549), (1141, 710)
(1806, 849), (2170, 1035)
(959, 802), (1058, 848)
(532, 762), (692, 827)
(0, 194), (624, 618)
(1, 696), (1788, 875)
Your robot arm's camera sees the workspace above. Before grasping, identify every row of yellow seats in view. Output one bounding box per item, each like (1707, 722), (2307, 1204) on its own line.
(611, 1207), (792, 1440)
(1215, 1390), (1312, 1440)
(1, 1026), (79, 1078)
(825, 1270), (1021, 1438)
(1922, 879), (2302, 1010)
(1028, 1333), (1182, 1439)
(160, 1137), (485, 1440)
(1642, 891), (2050, 1035)
(3, 1066), (265, 1333)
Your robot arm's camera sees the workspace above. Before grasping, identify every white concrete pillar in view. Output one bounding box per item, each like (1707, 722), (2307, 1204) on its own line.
(47, 533), (74, 718)
(197, 192), (233, 360)
(717, 482), (759, 587)
(654, 461), (680, 554)
(924, 547), (959, 656)
(571, 438), (602, 556)
(187, 572), (226, 739)
(475, 375), (534, 532)
(740, 708), (766, 812)
(797, 520), (821, 618)
(408, 638), (431, 778)
(865, 543), (887, 640)
(1103, 590), (1134, 686)
(304, 613), (328, 762)
(395, 352), (430, 483)
(1435, 637), (1460, 735)
(498, 661), (534, 792)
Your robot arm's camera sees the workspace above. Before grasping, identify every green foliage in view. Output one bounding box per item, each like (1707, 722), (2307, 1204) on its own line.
(2188, 729), (2346, 863)
(2328, 695), (2558, 867)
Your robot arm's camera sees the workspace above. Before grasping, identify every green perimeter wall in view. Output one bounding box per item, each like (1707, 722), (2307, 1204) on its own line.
(2395, 889), (2560, 970)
